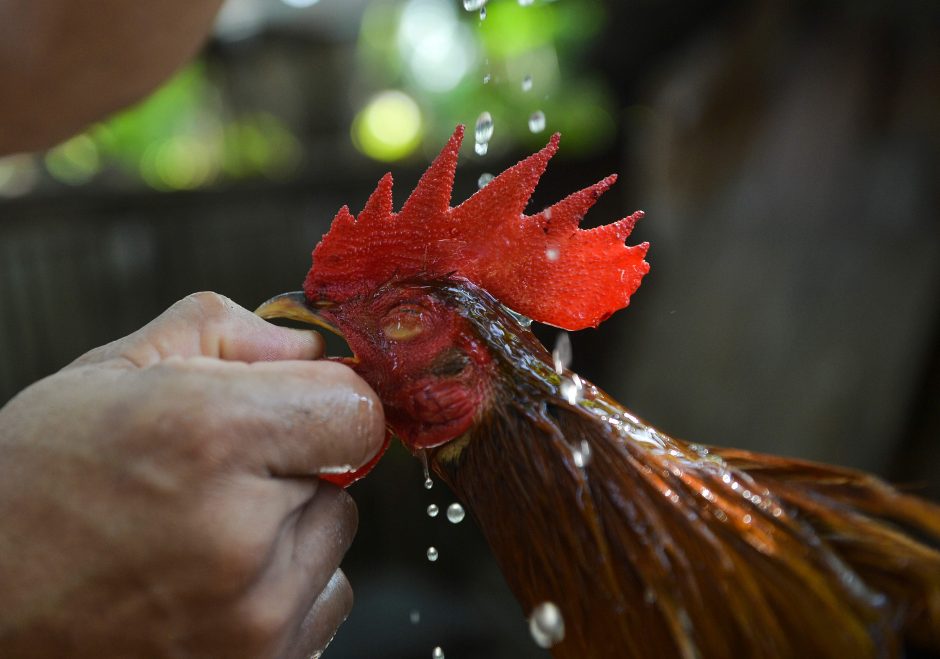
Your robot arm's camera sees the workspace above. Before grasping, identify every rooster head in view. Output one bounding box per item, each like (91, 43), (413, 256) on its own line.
(256, 125), (649, 480)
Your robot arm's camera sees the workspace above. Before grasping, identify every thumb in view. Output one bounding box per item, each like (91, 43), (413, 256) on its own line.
(74, 292), (324, 367)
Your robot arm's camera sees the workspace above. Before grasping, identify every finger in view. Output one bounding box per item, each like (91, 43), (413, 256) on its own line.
(243, 486), (356, 657)
(74, 292), (324, 368)
(275, 487), (356, 657)
(281, 570), (353, 659)
(140, 357), (386, 477)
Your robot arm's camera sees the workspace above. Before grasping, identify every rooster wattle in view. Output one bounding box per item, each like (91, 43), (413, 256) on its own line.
(257, 126), (940, 658)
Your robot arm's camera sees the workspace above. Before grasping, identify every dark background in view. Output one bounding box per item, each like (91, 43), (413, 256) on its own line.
(1, 1), (938, 657)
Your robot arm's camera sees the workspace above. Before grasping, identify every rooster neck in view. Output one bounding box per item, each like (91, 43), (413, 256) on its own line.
(428, 373), (940, 658)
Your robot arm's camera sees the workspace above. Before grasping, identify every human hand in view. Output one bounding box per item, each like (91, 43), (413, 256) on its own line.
(0, 292), (385, 658)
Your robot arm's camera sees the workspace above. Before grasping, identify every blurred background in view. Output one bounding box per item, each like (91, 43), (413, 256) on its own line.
(1, 0), (938, 656)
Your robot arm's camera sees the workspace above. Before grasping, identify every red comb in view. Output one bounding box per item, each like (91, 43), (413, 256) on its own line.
(304, 126), (649, 330)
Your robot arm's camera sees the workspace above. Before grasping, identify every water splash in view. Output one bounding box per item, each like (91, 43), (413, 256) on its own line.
(529, 602), (565, 648)
(446, 502), (466, 524)
(528, 110), (546, 133)
(560, 374), (583, 405)
(552, 332), (572, 374)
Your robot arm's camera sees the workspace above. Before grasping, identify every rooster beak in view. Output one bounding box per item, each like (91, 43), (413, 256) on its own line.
(254, 291), (343, 338)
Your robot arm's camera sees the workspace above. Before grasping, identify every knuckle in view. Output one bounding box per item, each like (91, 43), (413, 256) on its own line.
(179, 291), (235, 321)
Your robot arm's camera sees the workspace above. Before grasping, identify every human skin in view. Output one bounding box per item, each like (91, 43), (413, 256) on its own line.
(0, 292), (386, 657)
(0, 0), (225, 153)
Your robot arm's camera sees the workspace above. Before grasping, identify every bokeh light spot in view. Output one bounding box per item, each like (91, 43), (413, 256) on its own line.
(353, 90), (423, 162)
(45, 135), (101, 185)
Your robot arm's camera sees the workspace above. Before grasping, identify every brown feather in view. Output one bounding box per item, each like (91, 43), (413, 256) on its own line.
(427, 283), (940, 659)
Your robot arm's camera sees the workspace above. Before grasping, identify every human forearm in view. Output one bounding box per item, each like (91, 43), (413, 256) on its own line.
(0, 0), (223, 154)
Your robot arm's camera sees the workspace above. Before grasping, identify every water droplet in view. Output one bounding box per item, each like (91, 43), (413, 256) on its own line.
(478, 172), (494, 188)
(426, 504), (439, 518)
(521, 74), (533, 91)
(518, 0), (534, 5)
(552, 332), (572, 374)
(446, 502), (465, 524)
(501, 304), (533, 328)
(545, 247), (559, 261)
(424, 477), (434, 490)
(432, 647), (445, 659)
(479, 6), (486, 19)
(528, 602), (565, 648)
(528, 110), (546, 133)
(475, 112), (494, 144)
(410, 609), (421, 624)
(572, 440), (592, 468)
(427, 546), (439, 561)
(482, 72), (491, 84)
(462, 0), (485, 10)
(474, 141), (488, 156)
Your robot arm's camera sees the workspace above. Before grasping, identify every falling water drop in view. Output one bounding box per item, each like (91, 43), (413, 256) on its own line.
(432, 647), (445, 659)
(446, 503), (465, 524)
(518, 0), (535, 5)
(421, 449), (433, 489)
(427, 546), (439, 562)
(482, 72), (491, 84)
(528, 110), (546, 133)
(521, 74), (533, 91)
(462, 0), (485, 10)
(426, 504), (439, 518)
(545, 247), (560, 261)
(479, 5), (486, 19)
(475, 112), (494, 144)
(572, 440), (592, 468)
(410, 609), (421, 624)
(529, 602), (565, 648)
(478, 172), (494, 188)
(552, 332), (572, 374)
(474, 141), (488, 156)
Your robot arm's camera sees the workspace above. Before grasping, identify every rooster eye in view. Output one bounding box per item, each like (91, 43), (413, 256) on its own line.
(381, 306), (425, 342)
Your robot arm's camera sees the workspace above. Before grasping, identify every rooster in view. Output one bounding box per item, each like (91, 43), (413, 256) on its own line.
(256, 126), (940, 658)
